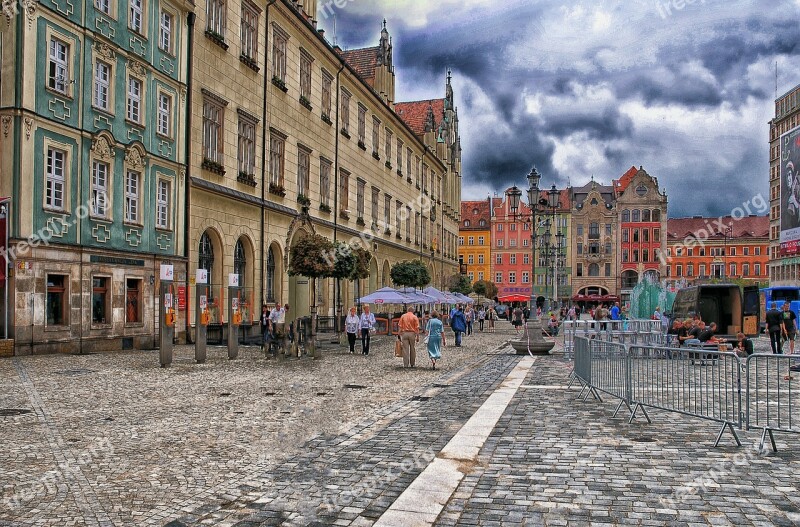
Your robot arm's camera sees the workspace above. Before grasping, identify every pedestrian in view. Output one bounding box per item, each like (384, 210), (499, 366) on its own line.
(477, 307), (486, 332)
(523, 305), (531, 321)
(425, 311), (446, 369)
(261, 304), (271, 351)
(568, 305), (576, 321)
(610, 302), (620, 321)
(781, 301), (797, 355)
(359, 304), (376, 355)
(653, 306), (662, 321)
(766, 305), (783, 354)
(464, 305), (474, 336)
(512, 306), (524, 334)
(450, 305), (467, 347)
(735, 332), (754, 357)
(345, 306), (360, 354)
(270, 303), (289, 355)
(398, 306), (420, 368)
(487, 307), (497, 333)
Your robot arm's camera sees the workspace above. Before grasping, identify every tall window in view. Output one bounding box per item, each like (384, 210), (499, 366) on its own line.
(510, 254), (516, 264)
(95, 0), (111, 14)
(605, 263), (611, 276)
(272, 26), (287, 81)
(266, 246), (276, 302)
(91, 160), (109, 218)
(319, 159), (331, 206)
(357, 105), (366, 144)
(93, 61), (110, 111)
(372, 116), (380, 155)
(509, 272), (516, 284)
(340, 89), (351, 134)
(371, 187), (379, 222)
(159, 10), (173, 53)
(129, 0), (143, 33)
(406, 148), (412, 180)
(45, 147), (66, 210)
(495, 272), (502, 283)
(384, 194), (391, 230)
(202, 96), (225, 164)
(127, 77), (142, 123)
(406, 206), (411, 240)
(157, 93), (171, 136)
(385, 129), (392, 162)
(415, 213), (420, 244)
(126, 278), (142, 324)
(589, 222), (600, 239)
(46, 275), (67, 326)
(415, 156), (421, 187)
(241, 2), (259, 60)
(321, 70), (332, 118)
(207, 0), (226, 36)
(422, 164), (428, 194)
(48, 38), (69, 94)
(269, 134), (285, 186)
(299, 50), (312, 101)
(339, 169), (349, 214)
(234, 239), (246, 288)
(237, 115), (256, 178)
(397, 139), (403, 173)
(395, 200), (402, 234)
(297, 147), (310, 196)
(199, 231), (214, 279)
(632, 209), (640, 222)
(589, 263), (600, 276)
(125, 170), (140, 224)
(92, 277), (109, 324)
(156, 179), (170, 229)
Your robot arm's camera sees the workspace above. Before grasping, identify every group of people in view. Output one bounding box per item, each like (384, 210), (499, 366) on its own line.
(259, 303), (291, 354)
(765, 301), (797, 356)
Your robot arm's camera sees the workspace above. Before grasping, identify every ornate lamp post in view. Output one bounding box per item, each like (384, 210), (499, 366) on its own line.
(511, 167), (555, 355)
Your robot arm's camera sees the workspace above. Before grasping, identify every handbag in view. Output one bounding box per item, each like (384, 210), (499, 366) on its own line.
(423, 335), (430, 345)
(394, 337), (403, 357)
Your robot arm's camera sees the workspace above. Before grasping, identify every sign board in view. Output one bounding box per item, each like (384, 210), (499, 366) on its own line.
(196, 269), (208, 284)
(200, 295), (208, 310)
(780, 125), (800, 256)
(164, 293), (173, 309)
(232, 298), (239, 311)
(177, 286), (186, 311)
(374, 299), (384, 304)
(228, 273), (240, 287)
(160, 264), (174, 281)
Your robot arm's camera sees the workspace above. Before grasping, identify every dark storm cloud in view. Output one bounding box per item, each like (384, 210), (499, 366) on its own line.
(322, 0), (800, 216)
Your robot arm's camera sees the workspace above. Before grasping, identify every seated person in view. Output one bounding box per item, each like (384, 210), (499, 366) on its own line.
(698, 322), (725, 345)
(678, 319), (694, 346)
(735, 332), (754, 356)
(547, 314), (560, 336)
(667, 320), (683, 346)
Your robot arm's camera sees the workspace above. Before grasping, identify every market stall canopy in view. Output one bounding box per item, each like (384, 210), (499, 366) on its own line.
(421, 286), (450, 303)
(397, 288), (437, 304)
(357, 287), (413, 305)
(498, 294), (529, 303)
(453, 292), (475, 304)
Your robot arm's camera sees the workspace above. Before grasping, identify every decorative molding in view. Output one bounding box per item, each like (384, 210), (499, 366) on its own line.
(237, 107), (260, 124)
(126, 126), (144, 142)
(95, 16), (115, 38)
(93, 114), (112, 130)
(23, 0), (36, 28)
(92, 224), (111, 243)
(125, 146), (145, 169)
(156, 233), (172, 251)
(45, 216), (69, 238)
(159, 55), (175, 75)
(128, 59), (146, 77)
(179, 168), (186, 182)
(128, 36), (146, 56)
(1, 116), (10, 138)
(93, 41), (116, 61)
(200, 88), (229, 107)
(44, 0), (72, 17)
(179, 87), (186, 102)
(125, 228), (142, 247)
(23, 117), (33, 139)
(48, 98), (70, 120)
(91, 135), (115, 160)
(157, 140), (173, 158)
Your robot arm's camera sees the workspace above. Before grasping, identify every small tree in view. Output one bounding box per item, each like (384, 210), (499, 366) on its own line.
(473, 280), (498, 300)
(447, 273), (473, 295)
(390, 260), (430, 290)
(288, 233), (334, 357)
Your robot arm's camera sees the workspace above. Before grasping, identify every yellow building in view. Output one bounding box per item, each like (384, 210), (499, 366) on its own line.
(458, 200), (492, 284)
(188, 1), (462, 335)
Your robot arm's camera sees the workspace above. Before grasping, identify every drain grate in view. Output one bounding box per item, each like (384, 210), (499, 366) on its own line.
(0, 408), (32, 417)
(219, 393), (232, 397)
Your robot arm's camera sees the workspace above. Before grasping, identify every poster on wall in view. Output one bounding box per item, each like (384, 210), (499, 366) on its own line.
(781, 126), (800, 256)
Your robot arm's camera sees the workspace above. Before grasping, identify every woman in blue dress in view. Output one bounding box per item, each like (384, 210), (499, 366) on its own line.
(425, 311), (447, 369)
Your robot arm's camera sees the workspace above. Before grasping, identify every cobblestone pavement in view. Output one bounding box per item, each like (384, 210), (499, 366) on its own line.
(2, 329), (799, 527)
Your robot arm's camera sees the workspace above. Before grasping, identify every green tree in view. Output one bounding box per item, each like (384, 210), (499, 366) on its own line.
(447, 273), (473, 295)
(288, 233), (335, 357)
(473, 280), (498, 300)
(390, 260), (430, 289)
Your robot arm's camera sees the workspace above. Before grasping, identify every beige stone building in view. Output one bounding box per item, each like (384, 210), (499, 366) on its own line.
(188, 0), (461, 337)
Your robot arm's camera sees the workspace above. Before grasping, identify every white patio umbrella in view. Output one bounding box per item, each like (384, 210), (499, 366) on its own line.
(357, 287), (413, 305)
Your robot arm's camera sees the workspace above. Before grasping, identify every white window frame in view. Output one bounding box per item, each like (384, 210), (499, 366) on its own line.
(129, 0), (143, 34)
(299, 49), (312, 101)
(45, 146), (67, 211)
(207, 0), (226, 36)
(238, 115), (257, 178)
(272, 25), (288, 81)
(269, 133), (285, 187)
(157, 92), (171, 137)
(93, 60), (111, 111)
(159, 10), (173, 53)
(156, 178), (171, 229)
(241, 1), (259, 60)
(91, 160), (110, 218)
(125, 170), (140, 224)
(320, 158), (331, 206)
(297, 146), (311, 197)
(48, 37), (70, 95)
(127, 77), (142, 124)
(95, 0), (111, 15)
(321, 70), (333, 118)
(202, 94), (227, 164)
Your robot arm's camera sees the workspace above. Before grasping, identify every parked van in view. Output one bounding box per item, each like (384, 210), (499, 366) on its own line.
(670, 284), (760, 338)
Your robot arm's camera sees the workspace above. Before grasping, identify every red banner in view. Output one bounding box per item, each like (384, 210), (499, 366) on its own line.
(177, 286), (186, 311)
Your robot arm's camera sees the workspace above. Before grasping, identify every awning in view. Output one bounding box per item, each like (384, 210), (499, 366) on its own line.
(498, 294), (529, 303)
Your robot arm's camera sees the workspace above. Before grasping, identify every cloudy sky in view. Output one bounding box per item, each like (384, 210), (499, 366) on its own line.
(318, 0), (800, 218)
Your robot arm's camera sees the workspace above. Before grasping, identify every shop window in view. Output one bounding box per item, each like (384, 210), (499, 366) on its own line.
(126, 278), (142, 324)
(92, 276), (110, 324)
(46, 274), (68, 326)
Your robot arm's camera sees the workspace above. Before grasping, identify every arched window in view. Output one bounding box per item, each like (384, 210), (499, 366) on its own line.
(652, 209), (661, 222)
(589, 263), (600, 276)
(266, 246), (276, 302)
(642, 209), (651, 222)
(478, 219), (486, 227)
(234, 239), (246, 288)
(464, 220), (471, 227)
(199, 231), (214, 279)
(622, 209), (630, 222)
(632, 209), (641, 222)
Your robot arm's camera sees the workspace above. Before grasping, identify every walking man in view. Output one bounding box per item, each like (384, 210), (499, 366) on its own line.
(359, 305), (376, 355)
(450, 305), (467, 347)
(766, 304), (783, 354)
(782, 302), (797, 355)
(398, 306), (420, 368)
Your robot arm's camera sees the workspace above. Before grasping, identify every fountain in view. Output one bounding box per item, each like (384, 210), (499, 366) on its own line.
(629, 275), (676, 319)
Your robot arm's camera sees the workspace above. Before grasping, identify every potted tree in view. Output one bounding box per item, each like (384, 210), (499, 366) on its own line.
(288, 233), (334, 358)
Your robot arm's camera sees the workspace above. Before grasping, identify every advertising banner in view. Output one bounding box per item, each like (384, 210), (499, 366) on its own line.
(780, 126), (800, 256)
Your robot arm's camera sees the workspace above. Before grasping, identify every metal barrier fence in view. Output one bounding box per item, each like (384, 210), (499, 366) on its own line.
(564, 319), (666, 359)
(745, 354), (800, 452)
(573, 334), (800, 450)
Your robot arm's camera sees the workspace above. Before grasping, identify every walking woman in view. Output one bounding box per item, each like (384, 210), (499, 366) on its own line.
(425, 311), (446, 369)
(487, 307), (497, 333)
(345, 306), (359, 354)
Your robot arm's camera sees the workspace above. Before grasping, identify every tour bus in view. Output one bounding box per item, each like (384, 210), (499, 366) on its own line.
(760, 286), (800, 332)
(671, 283), (761, 338)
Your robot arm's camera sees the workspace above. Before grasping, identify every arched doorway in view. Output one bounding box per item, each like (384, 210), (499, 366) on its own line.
(198, 228), (223, 322)
(288, 232), (311, 318)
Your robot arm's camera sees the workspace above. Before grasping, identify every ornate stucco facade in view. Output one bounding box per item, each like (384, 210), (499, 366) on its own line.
(458, 200), (491, 284)
(1, 0), (192, 353)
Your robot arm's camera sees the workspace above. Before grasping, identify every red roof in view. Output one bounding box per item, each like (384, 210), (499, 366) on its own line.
(395, 99), (445, 136)
(613, 166), (639, 194)
(340, 47), (379, 85)
(460, 200), (491, 229)
(666, 215), (769, 240)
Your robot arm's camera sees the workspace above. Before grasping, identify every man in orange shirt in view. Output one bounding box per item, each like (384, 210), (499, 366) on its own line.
(399, 306), (420, 368)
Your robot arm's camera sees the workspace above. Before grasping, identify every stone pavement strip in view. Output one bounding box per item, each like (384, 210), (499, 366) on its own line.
(2, 331), (799, 526)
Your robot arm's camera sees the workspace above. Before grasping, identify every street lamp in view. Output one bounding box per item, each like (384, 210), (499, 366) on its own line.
(722, 225), (733, 280)
(510, 166), (555, 355)
(508, 185), (522, 214)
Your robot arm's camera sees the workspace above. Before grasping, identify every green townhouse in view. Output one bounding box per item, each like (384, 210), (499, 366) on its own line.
(0, 0), (193, 354)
